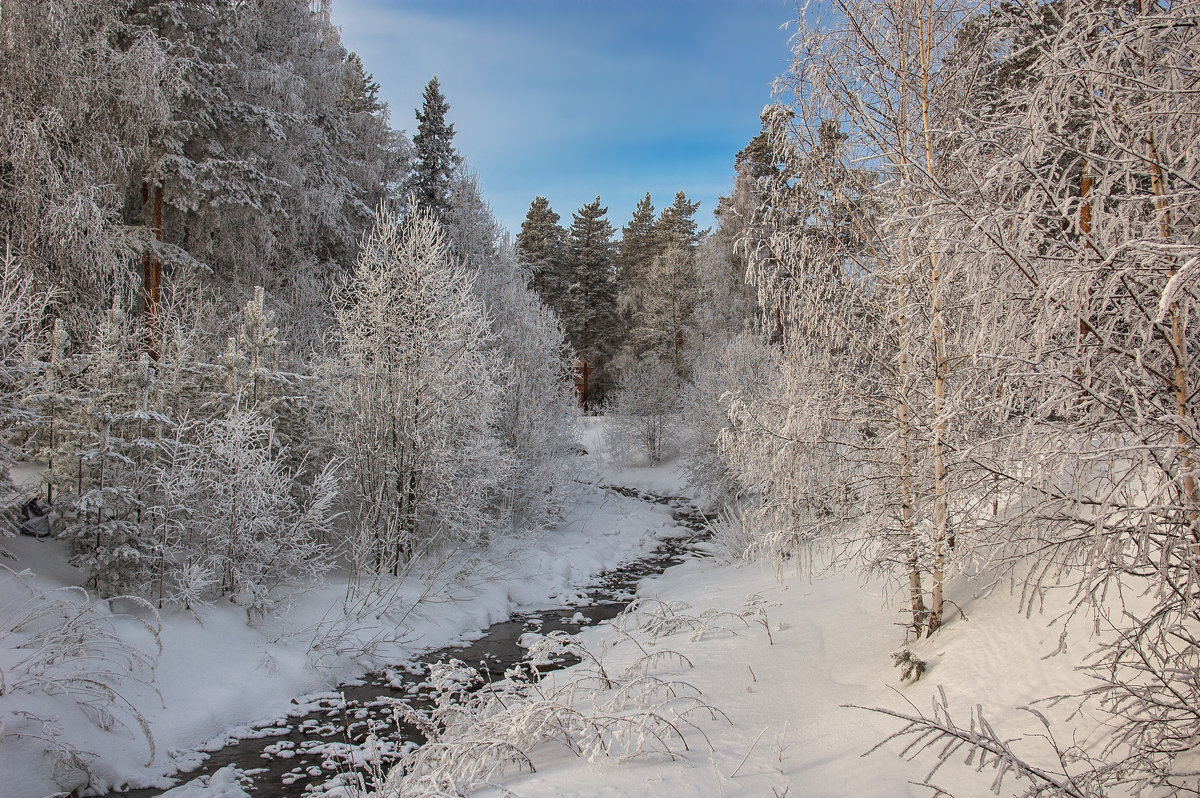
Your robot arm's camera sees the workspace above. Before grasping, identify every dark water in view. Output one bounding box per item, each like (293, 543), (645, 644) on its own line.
(114, 488), (711, 797)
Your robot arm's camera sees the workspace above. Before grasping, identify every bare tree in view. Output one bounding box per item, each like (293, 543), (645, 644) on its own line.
(328, 205), (508, 576)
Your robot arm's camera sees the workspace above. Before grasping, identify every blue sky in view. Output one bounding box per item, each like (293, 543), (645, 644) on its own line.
(332, 0), (797, 238)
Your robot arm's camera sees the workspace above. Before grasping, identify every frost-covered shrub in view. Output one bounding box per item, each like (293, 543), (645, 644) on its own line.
(604, 354), (679, 466)
(150, 410), (338, 614)
(0, 564), (160, 789)
(380, 629), (725, 797)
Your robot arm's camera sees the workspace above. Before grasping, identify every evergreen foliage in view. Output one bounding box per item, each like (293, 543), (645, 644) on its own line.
(517, 196), (569, 318)
(408, 76), (460, 224)
(563, 198), (620, 408)
(616, 194), (659, 287)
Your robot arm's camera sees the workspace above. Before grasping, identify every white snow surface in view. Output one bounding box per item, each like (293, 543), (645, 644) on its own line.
(0, 419), (692, 797)
(3, 417), (1102, 798)
(462, 419), (1105, 798)
(466, 551), (1099, 798)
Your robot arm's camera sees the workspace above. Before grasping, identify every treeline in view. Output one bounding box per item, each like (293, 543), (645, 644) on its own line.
(681, 0), (1199, 793)
(515, 190), (739, 408)
(0, 1), (577, 611)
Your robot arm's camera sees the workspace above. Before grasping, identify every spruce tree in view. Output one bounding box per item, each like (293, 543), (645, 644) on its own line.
(564, 197), (620, 408)
(409, 76), (459, 223)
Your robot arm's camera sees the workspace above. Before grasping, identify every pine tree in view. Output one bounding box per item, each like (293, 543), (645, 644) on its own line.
(516, 196), (569, 319)
(656, 191), (702, 252)
(617, 191), (703, 373)
(616, 193), (659, 286)
(564, 197), (620, 408)
(408, 76), (459, 223)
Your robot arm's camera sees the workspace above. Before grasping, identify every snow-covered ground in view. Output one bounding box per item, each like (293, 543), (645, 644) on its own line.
(0, 419), (693, 798)
(463, 549), (1098, 798)
(435, 419), (1103, 797)
(3, 418), (1102, 798)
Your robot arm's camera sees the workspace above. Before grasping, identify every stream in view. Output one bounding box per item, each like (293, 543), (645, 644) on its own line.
(116, 487), (712, 797)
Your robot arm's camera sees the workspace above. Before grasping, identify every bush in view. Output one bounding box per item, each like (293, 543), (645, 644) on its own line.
(604, 354), (679, 466)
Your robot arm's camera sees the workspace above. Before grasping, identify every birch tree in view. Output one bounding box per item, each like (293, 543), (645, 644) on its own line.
(740, 0), (994, 636)
(329, 206), (507, 575)
(920, 1), (1200, 789)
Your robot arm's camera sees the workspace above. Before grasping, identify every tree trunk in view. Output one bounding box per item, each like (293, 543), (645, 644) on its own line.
(143, 181), (163, 359)
(920, 3), (947, 634)
(1147, 131), (1198, 552)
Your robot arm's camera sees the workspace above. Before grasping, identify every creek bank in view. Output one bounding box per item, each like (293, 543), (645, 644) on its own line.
(120, 488), (711, 798)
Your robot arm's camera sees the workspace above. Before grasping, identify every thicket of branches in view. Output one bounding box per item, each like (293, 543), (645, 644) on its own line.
(0, 3), (581, 787)
(681, 0), (1200, 792)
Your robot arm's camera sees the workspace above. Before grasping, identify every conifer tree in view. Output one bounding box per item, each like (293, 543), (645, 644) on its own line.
(616, 193), (659, 286)
(564, 197), (620, 408)
(617, 191), (703, 373)
(656, 191), (702, 252)
(516, 196), (569, 320)
(408, 76), (459, 223)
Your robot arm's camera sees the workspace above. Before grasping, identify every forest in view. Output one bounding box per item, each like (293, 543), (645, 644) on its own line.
(0, 0), (1196, 796)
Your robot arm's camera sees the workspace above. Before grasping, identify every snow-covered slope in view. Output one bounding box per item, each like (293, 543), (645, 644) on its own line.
(463, 551), (1099, 798)
(0, 431), (691, 798)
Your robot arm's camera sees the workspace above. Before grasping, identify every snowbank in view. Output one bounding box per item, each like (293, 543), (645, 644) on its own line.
(0, 439), (691, 798)
(464, 553), (1101, 797)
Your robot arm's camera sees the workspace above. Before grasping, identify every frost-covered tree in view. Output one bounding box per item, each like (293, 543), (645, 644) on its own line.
(616, 194), (659, 285)
(130, 0), (405, 310)
(408, 77), (460, 225)
(896, 1), (1200, 790)
(656, 191), (702, 252)
(329, 206), (506, 574)
(616, 192), (704, 377)
(605, 354), (679, 466)
(481, 247), (580, 530)
(680, 332), (778, 504)
(342, 51), (382, 114)
(615, 193), (659, 334)
(0, 0), (172, 333)
(736, 0), (995, 636)
(449, 178), (580, 530)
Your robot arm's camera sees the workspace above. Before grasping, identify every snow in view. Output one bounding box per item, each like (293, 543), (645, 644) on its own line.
(2, 418), (1103, 798)
(0, 426), (691, 798)
(467, 553), (1099, 798)
(158, 767), (250, 798)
